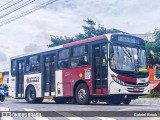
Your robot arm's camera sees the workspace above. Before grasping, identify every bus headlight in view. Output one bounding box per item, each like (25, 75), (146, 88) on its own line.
(111, 74), (127, 86)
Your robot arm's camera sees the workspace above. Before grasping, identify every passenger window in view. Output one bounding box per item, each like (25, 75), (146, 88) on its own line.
(59, 49), (69, 59)
(11, 60), (16, 76)
(72, 45), (88, 57)
(58, 49), (69, 69)
(26, 55), (40, 72)
(71, 45), (88, 67)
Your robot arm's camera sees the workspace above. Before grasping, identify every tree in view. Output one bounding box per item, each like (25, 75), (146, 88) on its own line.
(48, 18), (125, 47)
(146, 29), (160, 64)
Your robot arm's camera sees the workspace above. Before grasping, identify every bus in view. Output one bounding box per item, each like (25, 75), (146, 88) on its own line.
(9, 33), (150, 105)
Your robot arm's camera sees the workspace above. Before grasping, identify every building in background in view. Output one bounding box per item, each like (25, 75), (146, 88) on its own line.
(133, 32), (155, 42)
(0, 71), (9, 96)
(0, 71), (9, 87)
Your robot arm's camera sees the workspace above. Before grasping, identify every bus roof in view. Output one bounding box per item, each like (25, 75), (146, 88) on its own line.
(63, 34), (106, 47)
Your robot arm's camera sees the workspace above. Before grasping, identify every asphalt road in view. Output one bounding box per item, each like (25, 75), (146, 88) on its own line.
(0, 98), (160, 120)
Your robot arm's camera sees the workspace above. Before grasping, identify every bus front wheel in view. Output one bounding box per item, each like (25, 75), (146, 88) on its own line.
(75, 83), (90, 105)
(26, 86), (37, 103)
(122, 98), (131, 105)
(109, 95), (124, 105)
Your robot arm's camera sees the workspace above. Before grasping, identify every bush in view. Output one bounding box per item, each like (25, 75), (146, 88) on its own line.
(140, 90), (160, 98)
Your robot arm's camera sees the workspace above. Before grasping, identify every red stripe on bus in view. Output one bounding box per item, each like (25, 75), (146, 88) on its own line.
(63, 35), (107, 47)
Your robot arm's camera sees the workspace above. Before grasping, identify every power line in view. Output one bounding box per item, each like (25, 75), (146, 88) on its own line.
(0, 0), (24, 13)
(0, 0), (59, 27)
(0, 0), (36, 19)
(0, 0), (16, 9)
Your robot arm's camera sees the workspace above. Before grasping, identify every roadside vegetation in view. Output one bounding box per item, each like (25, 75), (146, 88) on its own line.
(146, 29), (160, 65)
(47, 18), (125, 47)
(6, 96), (12, 98)
(140, 90), (160, 98)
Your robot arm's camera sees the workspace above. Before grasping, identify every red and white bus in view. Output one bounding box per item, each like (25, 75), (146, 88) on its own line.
(9, 34), (150, 105)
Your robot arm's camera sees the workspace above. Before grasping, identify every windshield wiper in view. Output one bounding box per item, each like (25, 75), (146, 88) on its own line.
(121, 46), (131, 58)
(121, 46), (134, 69)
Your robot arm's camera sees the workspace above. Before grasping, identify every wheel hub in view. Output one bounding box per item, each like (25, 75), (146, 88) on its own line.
(78, 89), (86, 100)
(29, 91), (34, 100)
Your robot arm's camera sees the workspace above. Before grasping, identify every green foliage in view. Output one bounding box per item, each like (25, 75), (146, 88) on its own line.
(146, 29), (160, 65)
(154, 29), (160, 41)
(140, 90), (160, 98)
(48, 18), (123, 47)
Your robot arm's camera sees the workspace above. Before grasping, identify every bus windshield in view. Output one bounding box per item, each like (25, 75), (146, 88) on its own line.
(110, 45), (147, 72)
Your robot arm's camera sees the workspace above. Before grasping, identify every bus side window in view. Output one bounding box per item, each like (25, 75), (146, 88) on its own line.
(11, 60), (16, 76)
(25, 58), (29, 73)
(71, 45), (88, 67)
(77, 56), (88, 66)
(28, 55), (40, 72)
(58, 49), (69, 69)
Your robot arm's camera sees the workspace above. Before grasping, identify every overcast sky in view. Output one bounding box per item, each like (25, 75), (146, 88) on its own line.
(0, 0), (159, 70)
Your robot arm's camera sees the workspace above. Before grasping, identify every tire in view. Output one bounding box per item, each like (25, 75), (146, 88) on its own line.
(92, 99), (98, 103)
(109, 95), (124, 105)
(0, 95), (5, 102)
(123, 98), (131, 105)
(75, 83), (90, 105)
(54, 98), (66, 104)
(26, 86), (37, 103)
(71, 97), (77, 104)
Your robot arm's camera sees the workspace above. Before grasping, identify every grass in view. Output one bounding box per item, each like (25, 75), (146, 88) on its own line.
(140, 90), (160, 98)
(5, 96), (12, 98)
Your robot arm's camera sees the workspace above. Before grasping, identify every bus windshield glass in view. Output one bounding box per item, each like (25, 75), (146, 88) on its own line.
(110, 45), (147, 72)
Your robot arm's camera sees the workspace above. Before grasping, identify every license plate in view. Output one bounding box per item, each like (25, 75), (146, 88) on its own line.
(137, 78), (147, 84)
(134, 88), (140, 91)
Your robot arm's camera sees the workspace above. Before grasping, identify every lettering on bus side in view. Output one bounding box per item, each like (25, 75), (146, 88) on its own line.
(26, 77), (39, 83)
(64, 72), (72, 77)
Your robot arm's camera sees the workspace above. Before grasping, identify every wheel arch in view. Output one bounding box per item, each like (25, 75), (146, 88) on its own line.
(25, 84), (36, 98)
(73, 80), (90, 96)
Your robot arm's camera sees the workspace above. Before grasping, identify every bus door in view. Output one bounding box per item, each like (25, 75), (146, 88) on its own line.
(42, 54), (56, 96)
(92, 43), (108, 94)
(16, 60), (25, 98)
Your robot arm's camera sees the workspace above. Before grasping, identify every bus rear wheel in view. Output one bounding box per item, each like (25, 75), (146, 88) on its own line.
(123, 98), (131, 105)
(26, 86), (37, 103)
(75, 83), (90, 105)
(92, 99), (98, 103)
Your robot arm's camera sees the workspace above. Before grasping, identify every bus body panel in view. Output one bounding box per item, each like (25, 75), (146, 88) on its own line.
(62, 66), (92, 96)
(10, 77), (16, 98)
(109, 79), (150, 94)
(108, 56), (150, 95)
(55, 70), (63, 97)
(24, 73), (42, 97)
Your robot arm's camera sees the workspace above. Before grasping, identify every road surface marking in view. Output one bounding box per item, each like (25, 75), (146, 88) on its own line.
(56, 111), (84, 120)
(24, 108), (49, 120)
(0, 107), (13, 120)
(118, 107), (133, 111)
(97, 117), (116, 120)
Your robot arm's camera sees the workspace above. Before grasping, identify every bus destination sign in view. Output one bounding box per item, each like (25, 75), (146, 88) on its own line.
(118, 36), (140, 44)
